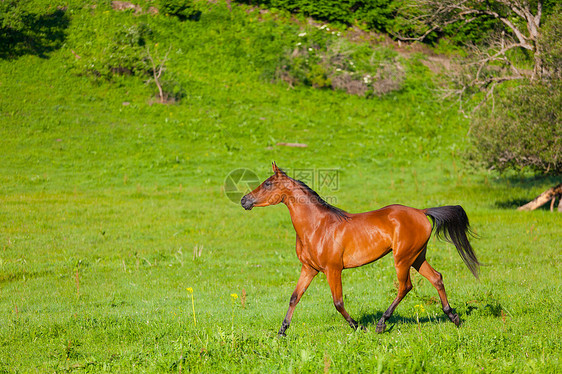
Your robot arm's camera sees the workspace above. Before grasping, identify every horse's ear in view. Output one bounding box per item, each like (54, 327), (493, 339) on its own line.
(272, 161), (279, 174)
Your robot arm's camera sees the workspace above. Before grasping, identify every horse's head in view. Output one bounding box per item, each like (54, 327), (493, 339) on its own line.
(241, 162), (290, 210)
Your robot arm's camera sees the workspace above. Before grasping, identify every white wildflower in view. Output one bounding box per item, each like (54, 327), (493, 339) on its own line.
(298, 32), (307, 37)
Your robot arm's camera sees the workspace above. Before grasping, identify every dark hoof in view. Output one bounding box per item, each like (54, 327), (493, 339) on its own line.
(359, 325), (367, 332)
(349, 319), (360, 330)
(375, 323), (386, 334)
(278, 331), (287, 337)
(451, 314), (461, 327)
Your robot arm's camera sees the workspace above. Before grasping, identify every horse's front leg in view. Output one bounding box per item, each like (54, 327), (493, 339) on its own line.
(278, 264), (318, 336)
(325, 267), (361, 330)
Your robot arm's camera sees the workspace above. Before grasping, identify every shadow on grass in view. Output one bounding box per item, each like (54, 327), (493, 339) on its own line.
(490, 173), (560, 189)
(0, 8), (69, 59)
(494, 198), (552, 210)
(491, 174), (561, 210)
(358, 312), (450, 329)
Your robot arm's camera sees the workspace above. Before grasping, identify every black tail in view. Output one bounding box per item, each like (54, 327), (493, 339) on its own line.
(425, 205), (480, 279)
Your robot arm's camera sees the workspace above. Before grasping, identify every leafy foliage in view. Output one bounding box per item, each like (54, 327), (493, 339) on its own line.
(235, 0), (396, 32)
(68, 8), (154, 79)
(274, 27), (406, 96)
(540, 6), (562, 80)
(468, 6), (562, 176)
(232, 0), (521, 45)
(66, 2), (411, 99)
(470, 80), (562, 175)
(0, 0), (69, 59)
(158, 0), (200, 20)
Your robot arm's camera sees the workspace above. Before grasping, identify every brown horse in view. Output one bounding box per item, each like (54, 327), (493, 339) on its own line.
(241, 163), (479, 335)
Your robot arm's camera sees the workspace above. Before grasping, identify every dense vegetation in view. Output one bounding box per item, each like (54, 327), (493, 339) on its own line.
(1, 0), (561, 372)
(471, 81), (562, 175)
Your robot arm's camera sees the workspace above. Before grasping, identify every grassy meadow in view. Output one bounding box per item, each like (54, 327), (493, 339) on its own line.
(1, 2), (561, 372)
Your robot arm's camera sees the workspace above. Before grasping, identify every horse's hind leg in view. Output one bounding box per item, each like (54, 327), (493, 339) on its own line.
(376, 265), (412, 333)
(415, 260), (460, 326)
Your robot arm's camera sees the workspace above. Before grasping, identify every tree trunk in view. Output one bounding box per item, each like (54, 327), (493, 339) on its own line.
(518, 183), (562, 211)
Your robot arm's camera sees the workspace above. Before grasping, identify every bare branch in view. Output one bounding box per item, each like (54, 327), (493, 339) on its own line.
(536, 0), (542, 26)
(403, 1), (538, 49)
(400, 0), (547, 108)
(146, 46), (171, 104)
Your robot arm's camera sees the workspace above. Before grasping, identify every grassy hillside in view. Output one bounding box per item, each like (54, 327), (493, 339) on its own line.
(1, 1), (561, 372)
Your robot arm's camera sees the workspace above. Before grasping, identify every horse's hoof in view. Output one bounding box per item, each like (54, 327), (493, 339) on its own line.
(451, 314), (461, 327)
(278, 331), (287, 337)
(360, 325), (367, 332)
(375, 323), (386, 333)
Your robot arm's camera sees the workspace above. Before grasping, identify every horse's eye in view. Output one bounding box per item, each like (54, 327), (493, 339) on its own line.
(264, 180), (272, 187)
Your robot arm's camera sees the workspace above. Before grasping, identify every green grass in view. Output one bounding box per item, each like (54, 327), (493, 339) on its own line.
(1, 2), (561, 373)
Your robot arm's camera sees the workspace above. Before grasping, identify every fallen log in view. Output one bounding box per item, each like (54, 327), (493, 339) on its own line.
(518, 183), (562, 212)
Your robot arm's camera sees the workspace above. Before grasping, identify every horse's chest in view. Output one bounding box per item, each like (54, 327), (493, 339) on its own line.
(296, 244), (316, 268)
(296, 237), (339, 270)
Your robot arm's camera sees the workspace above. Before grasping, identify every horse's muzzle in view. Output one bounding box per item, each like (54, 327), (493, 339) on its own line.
(241, 195), (254, 210)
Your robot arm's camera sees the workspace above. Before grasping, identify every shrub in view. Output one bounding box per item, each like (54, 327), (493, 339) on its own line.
(0, 0), (69, 59)
(469, 9), (562, 175)
(68, 6), (155, 80)
(275, 28), (404, 96)
(540, 7), (562, 80)
(107, 23), (153, 76)
(469, 80), (562, 175)
(159, 0), (199, 21)
(234, 0), (394, 31)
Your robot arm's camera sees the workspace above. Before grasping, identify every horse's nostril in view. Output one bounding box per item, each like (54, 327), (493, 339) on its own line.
(241, 195), (254, 210)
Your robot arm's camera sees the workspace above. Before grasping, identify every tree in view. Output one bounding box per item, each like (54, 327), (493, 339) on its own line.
(398, 0), (559, 106)
(401, 1), (562, 211)
(146, 46), (172, 104)
(470, 11), (562, 211)
(469, 80), (562, 210)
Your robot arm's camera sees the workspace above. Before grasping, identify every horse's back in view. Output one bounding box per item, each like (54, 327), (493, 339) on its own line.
(338, 205), (430, 268)
(351, 204), (427, 224)
(365, 204), (432, 238)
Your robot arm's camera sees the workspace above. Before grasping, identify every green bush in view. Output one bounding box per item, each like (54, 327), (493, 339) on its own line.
(0, 0), (69, 59)
(540, 6), (562, 79)
(68, 8), (154, 79)
(108, 23), (153, 75)
(274, 27), (405, 96)
(469, 81), (562, 175)
(235, 0), (395, 32)
(469, 8), (562, 175)
(234, 0), (561, 48)
(159, 0), (199, 20)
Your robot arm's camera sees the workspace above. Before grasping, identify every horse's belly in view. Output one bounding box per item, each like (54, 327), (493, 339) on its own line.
(342, 244), (391, 268)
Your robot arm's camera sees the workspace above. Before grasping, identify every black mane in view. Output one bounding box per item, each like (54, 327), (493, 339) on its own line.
(293, 179), (349, 221)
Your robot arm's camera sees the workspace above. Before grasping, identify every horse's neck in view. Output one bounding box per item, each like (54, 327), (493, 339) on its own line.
(284, 189), (327, 238)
